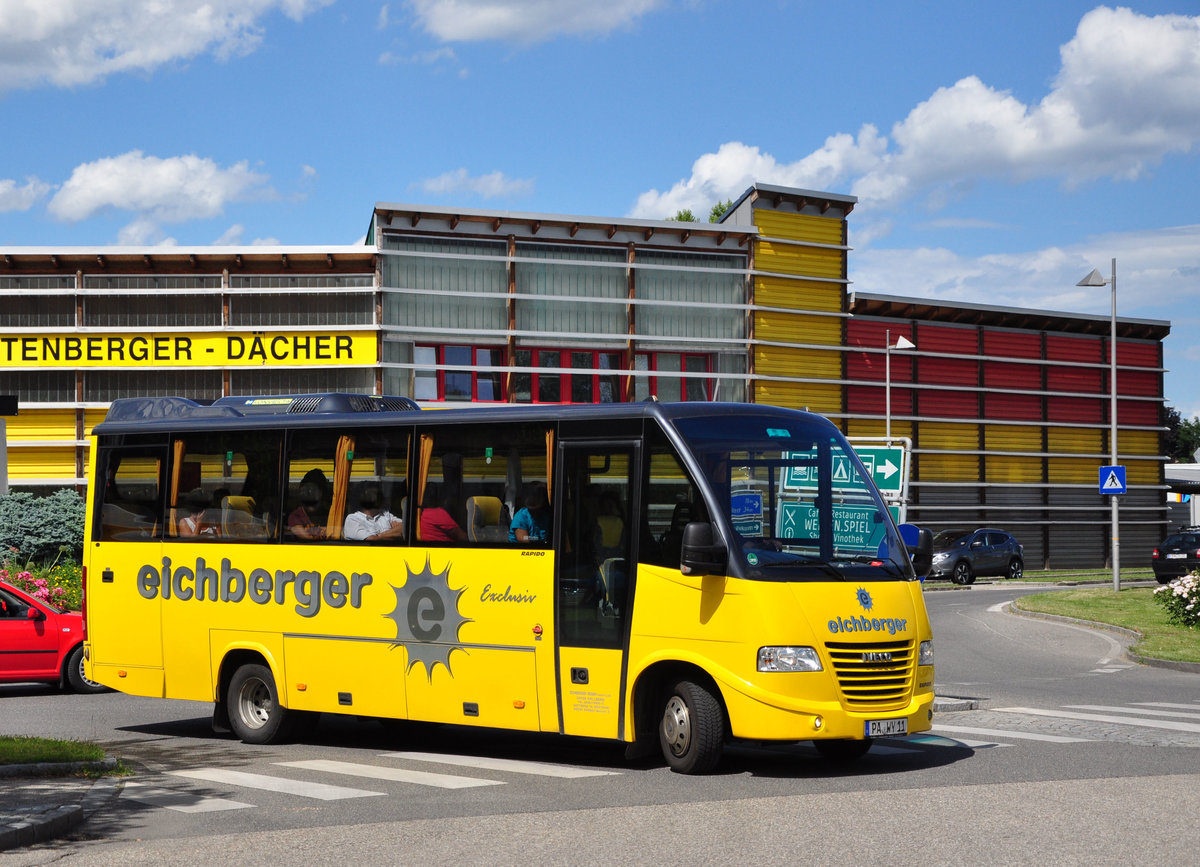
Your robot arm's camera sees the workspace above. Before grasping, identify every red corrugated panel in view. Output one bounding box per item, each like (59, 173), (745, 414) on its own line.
(1119, 369), (1160, 397)
(921, 356), (977, 386)
(984, 360), (1037, 389)
(983, 330), (1040, 358)
(917, 324), (977, 354)
(918, 389), (977, 418)
(847, 385), (900, 415)
(1046, 334), (1102, 363)
(985, 392), (1042, 421)
(1048, 396), (1103, 423)
(1117, 341), (1159, 368)
(847, 319), (912, 350)
(1118, 401), (1158, 426)
(1047, 365), (1102, 393)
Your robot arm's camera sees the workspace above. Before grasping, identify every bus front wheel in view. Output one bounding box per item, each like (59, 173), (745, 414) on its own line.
(227, 663), (291, 744)
(658, 677), (724, 774)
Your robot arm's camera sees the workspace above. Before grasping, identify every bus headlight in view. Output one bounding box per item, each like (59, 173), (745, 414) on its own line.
(918, 639), (934, 666)
(758, 646), (822, 672)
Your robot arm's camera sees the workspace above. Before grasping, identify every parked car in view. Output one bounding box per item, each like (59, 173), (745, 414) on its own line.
(0, 579), (107, 692)
(928, 528), (1024, 585)
(1151, 527), (1200, 584)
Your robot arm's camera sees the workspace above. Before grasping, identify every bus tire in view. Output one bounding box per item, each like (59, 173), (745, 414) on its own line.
(64, 645), (108, 694)
(813, 738), (872, 762)
(658, 677), (724, 774)
(227, 663), (291, 744)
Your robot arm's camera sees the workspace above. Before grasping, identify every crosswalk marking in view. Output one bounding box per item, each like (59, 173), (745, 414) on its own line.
(933, 724), (1092, 743)
(167, 768), (387, 800)
(1066, 704), (1200, 721)
(123, 781), (253, 813)
(1133, 702), (1200, 710)
(994, 706), (1200, 734)
(380, 751), (620, 778)
(278, 759), (502, 789)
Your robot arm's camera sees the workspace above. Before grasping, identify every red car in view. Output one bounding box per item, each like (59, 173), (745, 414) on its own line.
(0, 579), (107, 693)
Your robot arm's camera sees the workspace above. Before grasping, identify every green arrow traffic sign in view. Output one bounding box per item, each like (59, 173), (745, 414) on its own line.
(850, 445), (907, 497)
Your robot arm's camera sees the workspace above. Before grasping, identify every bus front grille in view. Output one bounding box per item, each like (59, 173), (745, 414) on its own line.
(824, 639), (915, 708)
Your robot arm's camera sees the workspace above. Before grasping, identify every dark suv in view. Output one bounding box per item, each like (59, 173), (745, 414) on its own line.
(928, 528), (1024, 585)
(1151, 527), (1200, 584)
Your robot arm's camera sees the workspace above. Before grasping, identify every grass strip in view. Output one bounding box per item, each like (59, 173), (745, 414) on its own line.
(0, 735), (106, 766)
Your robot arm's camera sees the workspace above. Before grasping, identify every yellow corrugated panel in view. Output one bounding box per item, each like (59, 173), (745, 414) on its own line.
(1121, 430), (1160, 457)
(753, 210), (845, 246)
(1047, 457), (1096, 483)
(1048, 427), (1102, 454)
(986, 456), (1041, 483)
(918, 453), (980, 481)
(1126, 459), (1159, 485)
(83, 410), (109, 436)
(756, 241), (843, 279)
(847, 419), (912, 440)
(755, 346), (842, 379)
(7, 448), (78, 479)
(984, 425), (1040, 452)
(755, 275), (844, 312)
(754, 380), (841, 414)
(919, 422), (979, 450)
(755, 311), (842, 345)
(5, 409), (77, 442)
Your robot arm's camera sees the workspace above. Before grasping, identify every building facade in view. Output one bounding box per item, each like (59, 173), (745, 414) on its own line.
(0, 183), (1170, 567)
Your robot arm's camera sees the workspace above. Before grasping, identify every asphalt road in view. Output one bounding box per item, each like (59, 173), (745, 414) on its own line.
(2, 580), (1199, 865)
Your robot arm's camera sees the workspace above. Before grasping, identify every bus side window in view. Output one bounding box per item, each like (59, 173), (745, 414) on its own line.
(168, 432), (282, 542)
(644, 429), (701, 569)
(97, 447), (166, 542)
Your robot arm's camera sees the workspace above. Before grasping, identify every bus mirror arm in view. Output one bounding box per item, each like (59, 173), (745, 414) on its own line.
(679, 521), (727, 576)
(910, 527), (933, 577)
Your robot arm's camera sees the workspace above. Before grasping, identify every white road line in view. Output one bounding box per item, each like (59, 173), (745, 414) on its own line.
(122, 782), (253, 813)
(1065, 704), (1200, 721)
(278, 759), (502, 789)
(167, 768), (386, 800)
(380, 751), (619, 778)
(1133, 702), (1200, 713)
(986, 601), (1011, 613)
(933, 724), (1092, 743)
(994, 706), (1200, 733)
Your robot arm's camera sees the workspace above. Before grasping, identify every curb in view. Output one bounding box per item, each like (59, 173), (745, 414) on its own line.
(0, 757), (118, 779)
(0, 759), (121, 853)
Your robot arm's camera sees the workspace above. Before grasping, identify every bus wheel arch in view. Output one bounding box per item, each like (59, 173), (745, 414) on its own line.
(632, 662), (728, 775)
(218, 651), (293, 744)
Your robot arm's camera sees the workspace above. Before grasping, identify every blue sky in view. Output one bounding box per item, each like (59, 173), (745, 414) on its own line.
(2, 1), (1198, 418)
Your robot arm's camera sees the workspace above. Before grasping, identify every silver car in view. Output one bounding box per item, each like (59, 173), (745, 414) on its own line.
(928, 528), (1024, 585)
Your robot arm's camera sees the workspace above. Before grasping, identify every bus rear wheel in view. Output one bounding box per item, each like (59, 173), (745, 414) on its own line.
(228, 663), (291, 744)
(658, 677), (724, 774)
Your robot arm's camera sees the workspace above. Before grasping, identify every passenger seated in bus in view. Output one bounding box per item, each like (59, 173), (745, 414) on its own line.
(343, 485), (404, 542)
(509, 482), (551, 544)
(287, 482), (328, 540)
(419, 492), (467, 543)
(179, 489), (218, 537)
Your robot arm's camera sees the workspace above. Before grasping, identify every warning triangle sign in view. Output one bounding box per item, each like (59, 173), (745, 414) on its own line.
(1102, 471), (1124, 491)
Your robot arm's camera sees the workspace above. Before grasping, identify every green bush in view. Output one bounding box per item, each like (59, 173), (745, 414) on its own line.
(0, 489), (85, 564)
(1154, 573), (1200, 628)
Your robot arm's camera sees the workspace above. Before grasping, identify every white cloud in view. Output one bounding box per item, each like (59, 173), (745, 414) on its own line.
(0, 176), (52, 212)
(48, 151), (270, 224)
(408, 0), (665, 44)
(414, 167), (534, 198)
(630, 7), (1200, 218)
(0, 0), (334, 91)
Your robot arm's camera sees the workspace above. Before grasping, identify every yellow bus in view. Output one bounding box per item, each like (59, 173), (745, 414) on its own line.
(83, 394), (934, 774)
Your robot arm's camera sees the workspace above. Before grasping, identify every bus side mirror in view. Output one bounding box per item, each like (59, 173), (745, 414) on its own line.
(899, 524), (933, 578)
(680, 521), (727, 576)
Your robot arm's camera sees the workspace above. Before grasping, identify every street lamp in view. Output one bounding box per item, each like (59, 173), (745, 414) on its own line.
(885, 330), (916, 442)
(1077, 258), (1119, 591)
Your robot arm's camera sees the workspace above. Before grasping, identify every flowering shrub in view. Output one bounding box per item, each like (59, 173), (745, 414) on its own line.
(1154, 572), (1200, 628)
(1, 558), (82, 611)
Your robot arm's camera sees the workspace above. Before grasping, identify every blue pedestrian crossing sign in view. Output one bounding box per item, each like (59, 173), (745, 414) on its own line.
(1099, 465), (1127, 495)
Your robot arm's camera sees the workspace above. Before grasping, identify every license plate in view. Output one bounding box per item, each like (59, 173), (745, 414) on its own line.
(866, 718), (908, 737)
(1167, 553), (1187, 559)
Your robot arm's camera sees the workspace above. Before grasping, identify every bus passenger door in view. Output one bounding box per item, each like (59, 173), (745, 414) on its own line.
(555, 441), (639, 740)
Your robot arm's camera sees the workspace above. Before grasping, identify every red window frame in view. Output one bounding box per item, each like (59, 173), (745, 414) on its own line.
(415, 344), (506, 402)
(635, 352), (713, 401)
(513, 348), (624, 404)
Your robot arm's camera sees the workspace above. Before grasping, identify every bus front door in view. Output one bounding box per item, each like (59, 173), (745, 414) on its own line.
(554, 442), (639, 740)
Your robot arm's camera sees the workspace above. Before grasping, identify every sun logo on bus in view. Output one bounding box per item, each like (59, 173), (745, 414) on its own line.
(856, 587), (874, 612)
(385, 557), (471, 681)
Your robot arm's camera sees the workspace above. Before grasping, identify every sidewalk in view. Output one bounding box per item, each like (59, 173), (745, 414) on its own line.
(0, 760), (121, 852)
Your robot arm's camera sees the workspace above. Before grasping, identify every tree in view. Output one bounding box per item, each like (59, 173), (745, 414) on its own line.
(708, 199), (733, 223)
(1162, 405), (1200, 462)
(667, 209), (697, 222)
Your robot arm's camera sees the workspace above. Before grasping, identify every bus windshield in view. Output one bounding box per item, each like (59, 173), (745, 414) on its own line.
(672, 413), (912, 582)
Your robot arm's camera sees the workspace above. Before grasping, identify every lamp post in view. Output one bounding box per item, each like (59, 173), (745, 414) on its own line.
(885, 330), (916, 442)
(1077, 258), (1119, 591)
